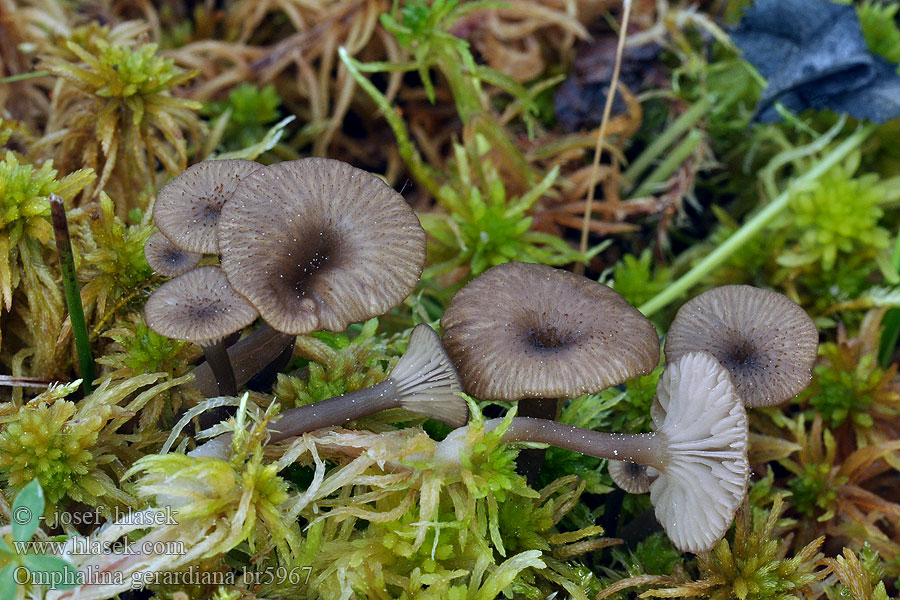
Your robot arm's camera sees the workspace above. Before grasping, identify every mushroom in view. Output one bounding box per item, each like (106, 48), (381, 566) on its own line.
(664, 285), (818, 407)
(440, 261), (660, 479)
(217, 157), (426, 335)
(144, 231), (201, 277)
(608, 460), (656, 494)
(440, 262), (660, 402)
(434, 351), (750, 553)
(267, 324), (467, 441)
(145, 265), (258, 396)
(154, 158), (261, 254)
(191, 324), (467, 458)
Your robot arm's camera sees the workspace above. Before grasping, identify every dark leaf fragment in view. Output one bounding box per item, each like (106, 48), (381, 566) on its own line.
(732, 0), (900, 123)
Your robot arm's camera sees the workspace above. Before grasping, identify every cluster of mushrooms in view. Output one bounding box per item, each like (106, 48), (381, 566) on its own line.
(145, 158), (819, 554)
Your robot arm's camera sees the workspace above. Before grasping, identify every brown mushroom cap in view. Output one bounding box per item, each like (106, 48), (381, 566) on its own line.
(609, 460), (656, 494)
(154, 159), (261, 254)
(144, 231), (201, 277)
(145, 265), (258, 345)
(440, 262), (660, 401)
(217, 158), (426, 335)
(664, 285), (818, 407)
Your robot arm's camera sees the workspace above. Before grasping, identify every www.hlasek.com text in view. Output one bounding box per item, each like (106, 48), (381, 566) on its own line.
(14, 538), (186, 556)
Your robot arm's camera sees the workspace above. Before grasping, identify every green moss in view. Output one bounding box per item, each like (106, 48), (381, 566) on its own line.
(421, 139), (602, 279)
(858, 1), (900, 64)
(0, 152), (94, 309)
(203, 83), (282, 151)
(611, 250), (672, 309)
(787, 461), (847, 518)
(77, 193), (155, 333)
(783, 152), (891, 273)
(643, 496), (826, 600)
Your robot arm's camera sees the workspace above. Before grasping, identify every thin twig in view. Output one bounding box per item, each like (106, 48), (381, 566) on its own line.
(0, 70), (51, 84)
(0, 376), (58, 388)
(50, 195), (95, 395)
(575, 0), (633, 274)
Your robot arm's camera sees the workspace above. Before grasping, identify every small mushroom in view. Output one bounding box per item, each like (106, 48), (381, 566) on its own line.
(267, 324), (467, 441)
(145, 265), (258, 396)
(440, 261), (660, 480)
(144, 231), (201, 277)
(434, 351), (749, 553)
(191, 324), (466, 458)
(665, 285), (818, 407)
(217, 158), (426, 335)
(608, 460), (656, 494)
(154, 159), (261, 254)
(441, 262), (660, 401)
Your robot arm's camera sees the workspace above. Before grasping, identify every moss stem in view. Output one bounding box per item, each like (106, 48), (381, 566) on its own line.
(339, 47), (444, 199)
(631, 129), (703, 198)
(623, 96), (714, 191)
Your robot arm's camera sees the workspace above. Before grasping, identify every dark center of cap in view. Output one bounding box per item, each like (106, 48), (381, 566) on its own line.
(525, 325), (575, 351)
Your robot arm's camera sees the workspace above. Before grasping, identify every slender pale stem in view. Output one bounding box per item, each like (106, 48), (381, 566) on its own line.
(576, 0), (633, 271)
(268, 381), (400, 443)
(0, 376), (57, 388)
(638, 124), (876, 317)
(193, 381), (402, 454)
(487, 417), (668, 469)
(50, 195), (94, 395)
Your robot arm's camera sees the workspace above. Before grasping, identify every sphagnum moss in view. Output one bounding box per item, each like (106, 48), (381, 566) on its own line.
(1, 2), (900, 599)
(40, 34), (205, 206)
(0, 151), (94, 375)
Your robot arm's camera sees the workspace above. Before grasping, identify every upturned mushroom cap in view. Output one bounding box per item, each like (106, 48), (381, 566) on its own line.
(440, 262), (660, 401)
(154, 159), (261, 254)
(144, 231), (201, 277)
(217, 158), (426, 335)
(651, 351), (749, 553)
(145, 265), (258, 346)
(664, 285), (818, 407)
(609, 460), (656, 494)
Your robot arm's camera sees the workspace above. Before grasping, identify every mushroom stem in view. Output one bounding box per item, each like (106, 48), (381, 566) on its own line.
(270, 324), (466, 440)
(190, 324), (296, 397)
(191, 324), (466, 457)
(442, 351), (750, 554)
(267, 382), (402, 443)
(437, 417), (668, 469)
(202, 341), (238, 397)
(502, 418), (665, 466)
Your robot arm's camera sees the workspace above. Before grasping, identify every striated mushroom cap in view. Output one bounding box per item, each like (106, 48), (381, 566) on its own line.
(144, 231), (201, 277)
(145, 265), (258, 346)
(440, 262), (660, 401)
(651, 351), (749, 553)
(665, 285), (818, 407)
(154, 159), (261, 254)
(609, 460), (656, 494)
(218, 158), (426, 335)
